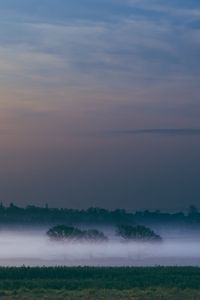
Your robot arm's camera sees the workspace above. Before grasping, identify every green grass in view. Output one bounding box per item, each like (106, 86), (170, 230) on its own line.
(1, 288), (200, 300)
(0, 267), (200, 299)
(0, 267), (200, 290)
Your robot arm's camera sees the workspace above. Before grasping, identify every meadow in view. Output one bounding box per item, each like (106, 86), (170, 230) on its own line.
(1, 288), (200, 300)
(0, 267), (200, 299)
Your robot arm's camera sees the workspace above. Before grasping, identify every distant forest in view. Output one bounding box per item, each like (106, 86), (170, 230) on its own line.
(0, 203), (199, 227)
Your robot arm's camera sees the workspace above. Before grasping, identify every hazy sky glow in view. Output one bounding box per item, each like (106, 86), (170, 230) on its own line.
(1, 0), (200, 210)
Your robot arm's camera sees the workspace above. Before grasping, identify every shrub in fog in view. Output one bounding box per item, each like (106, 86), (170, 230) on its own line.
(47, 225), (108, 241)
(116, 224), (162, 242)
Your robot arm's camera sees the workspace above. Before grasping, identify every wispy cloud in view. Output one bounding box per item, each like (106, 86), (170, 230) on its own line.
(0, 0), (200, 96)
(126, 0), (200, 19)
(108, 128), (200, 136)
(0, 1), (200, 128)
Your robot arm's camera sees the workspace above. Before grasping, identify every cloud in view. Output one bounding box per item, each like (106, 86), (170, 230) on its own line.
(126, 0), (200, 18)
(107, 128), (200, 136)
(1, 0), (200, 94)
(0, 1), (200, 131)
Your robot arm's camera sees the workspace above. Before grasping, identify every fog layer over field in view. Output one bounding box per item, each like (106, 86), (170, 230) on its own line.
(0, 229), (200, 266)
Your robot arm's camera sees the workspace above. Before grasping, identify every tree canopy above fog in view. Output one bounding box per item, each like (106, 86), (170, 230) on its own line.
(116, 225), (162, 242)
(47, 225), (108, 242)
(47, 224), (162, 242)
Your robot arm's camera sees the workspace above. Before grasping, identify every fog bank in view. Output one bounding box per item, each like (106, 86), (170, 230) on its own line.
(0, 230), (200, 266)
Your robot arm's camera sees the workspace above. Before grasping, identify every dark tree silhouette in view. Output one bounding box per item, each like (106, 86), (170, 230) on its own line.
(0, 203), (199, 228)
(188, 205), (198, 216)
(47, 225), (83, 240)
(116, 224), (162, 242)
(47, 225), (108, 241)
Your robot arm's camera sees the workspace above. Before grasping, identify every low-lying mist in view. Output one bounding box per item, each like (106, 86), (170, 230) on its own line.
(0, 229), (200, 266)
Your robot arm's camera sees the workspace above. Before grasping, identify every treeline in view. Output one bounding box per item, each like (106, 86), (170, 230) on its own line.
(0, 203), (199, 226)
(0, 267), (199, 290)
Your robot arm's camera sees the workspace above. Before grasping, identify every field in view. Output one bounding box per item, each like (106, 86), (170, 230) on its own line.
(1, 288), (200, 300)
(0, 267), (200, 299)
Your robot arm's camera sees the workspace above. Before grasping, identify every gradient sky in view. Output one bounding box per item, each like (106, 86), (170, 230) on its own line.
(1, 0), (200, 210)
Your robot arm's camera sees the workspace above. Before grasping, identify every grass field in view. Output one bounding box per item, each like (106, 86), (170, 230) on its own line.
(0, 267), (200, 299)
(0, 288), (200, 300)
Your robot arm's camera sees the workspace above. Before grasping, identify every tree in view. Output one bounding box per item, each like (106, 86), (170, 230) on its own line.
(47, 225), (108, 242)
(47, 225), (83, 240)
(116, 224), (162, 242)
(188, 205), (198, 216)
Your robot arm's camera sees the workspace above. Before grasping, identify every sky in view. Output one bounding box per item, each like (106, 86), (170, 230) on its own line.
(0, 0), (200, 210)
